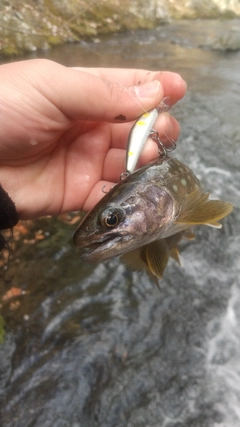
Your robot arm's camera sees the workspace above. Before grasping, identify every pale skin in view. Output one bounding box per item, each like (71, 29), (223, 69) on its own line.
(0, 59), (186, 219)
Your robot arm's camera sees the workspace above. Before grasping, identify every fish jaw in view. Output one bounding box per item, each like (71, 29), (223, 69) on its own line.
(73, 228), (138, 262)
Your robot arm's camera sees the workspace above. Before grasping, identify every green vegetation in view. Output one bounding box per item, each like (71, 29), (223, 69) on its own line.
(0, 0), (240, 57)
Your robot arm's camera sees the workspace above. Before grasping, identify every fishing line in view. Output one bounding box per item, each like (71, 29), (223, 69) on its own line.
(116, 82), (148, 115)
(58, 0), (101, 32)
(0, 0), (101, 38)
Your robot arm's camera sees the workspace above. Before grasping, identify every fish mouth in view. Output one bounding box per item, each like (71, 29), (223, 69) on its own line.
(76, 232), (129, 262)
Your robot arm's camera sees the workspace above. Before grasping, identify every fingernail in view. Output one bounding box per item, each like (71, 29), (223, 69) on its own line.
(133, 80), (161, 99)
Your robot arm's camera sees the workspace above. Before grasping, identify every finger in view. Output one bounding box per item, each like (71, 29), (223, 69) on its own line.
(38, 61), (166, 122)
(102, 149), (126, 181)
(154, 71), (187, 105)
(73, 67), (187, 106)
(152, 113), (180, 147)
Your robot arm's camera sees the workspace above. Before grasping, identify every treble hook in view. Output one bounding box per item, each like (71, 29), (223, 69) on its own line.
(149, 129), (176, 155)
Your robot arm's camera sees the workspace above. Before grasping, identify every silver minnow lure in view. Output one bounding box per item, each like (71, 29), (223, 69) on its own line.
(125, 99), (171, 174)
(126, 108), (159, 174)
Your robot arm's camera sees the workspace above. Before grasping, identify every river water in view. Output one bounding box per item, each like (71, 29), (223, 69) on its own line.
(0, 19), (240, 427)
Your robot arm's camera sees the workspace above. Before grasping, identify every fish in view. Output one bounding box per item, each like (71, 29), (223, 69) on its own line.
(73, 155), (233, 281)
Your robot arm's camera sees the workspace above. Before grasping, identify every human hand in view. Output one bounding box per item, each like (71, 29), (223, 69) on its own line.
(0, 59), (186, 219)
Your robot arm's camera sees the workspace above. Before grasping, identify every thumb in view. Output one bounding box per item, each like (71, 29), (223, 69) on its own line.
(46, 63), (164, 122)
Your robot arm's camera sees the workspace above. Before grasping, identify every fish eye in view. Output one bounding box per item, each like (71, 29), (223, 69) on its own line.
(99, 208), (123, 229)
(104, 213), (119, 228)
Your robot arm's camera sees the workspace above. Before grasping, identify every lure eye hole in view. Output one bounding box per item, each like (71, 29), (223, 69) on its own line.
(104, 213), (119, 228)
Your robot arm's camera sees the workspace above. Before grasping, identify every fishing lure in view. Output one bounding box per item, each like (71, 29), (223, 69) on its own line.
(125, 99), (176, 176)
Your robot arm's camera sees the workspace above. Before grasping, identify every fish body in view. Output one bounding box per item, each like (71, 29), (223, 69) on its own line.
(73, 155), (233, 280)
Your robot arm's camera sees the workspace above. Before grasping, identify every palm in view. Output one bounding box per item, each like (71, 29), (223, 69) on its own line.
(0, 115), (137, 218)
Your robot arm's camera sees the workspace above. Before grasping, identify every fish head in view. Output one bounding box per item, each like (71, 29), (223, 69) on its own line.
(73, 182), (174, 262)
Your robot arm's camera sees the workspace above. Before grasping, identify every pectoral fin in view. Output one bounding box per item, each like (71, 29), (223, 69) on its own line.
(121, 245), (162, 285)
(121, 247), (147, 272)
(169, 247), (181, 265)
(176, 190), (233, 228)
(145, 239), (169, 279)
(122, 237), (182, 283)
(165, 233), (182, 266)
(183, 230), (195, 240)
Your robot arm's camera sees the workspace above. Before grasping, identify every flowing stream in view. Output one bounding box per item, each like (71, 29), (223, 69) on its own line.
(0, 19), (240, 427)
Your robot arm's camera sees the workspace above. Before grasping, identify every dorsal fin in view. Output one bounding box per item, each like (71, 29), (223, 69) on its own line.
(176, 190), (233, 228)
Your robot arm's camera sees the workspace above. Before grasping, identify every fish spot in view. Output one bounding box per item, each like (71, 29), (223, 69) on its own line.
(172, 184), (178, 192)
(181, 178), (187, 187)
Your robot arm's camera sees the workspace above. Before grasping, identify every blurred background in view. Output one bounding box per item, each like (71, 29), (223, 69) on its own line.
(0, 1), (240, 426)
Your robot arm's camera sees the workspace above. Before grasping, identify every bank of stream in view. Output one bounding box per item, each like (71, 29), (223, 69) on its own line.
(1, 0), (240, 57)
